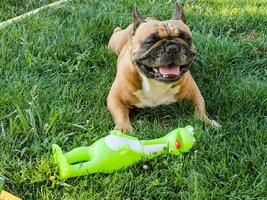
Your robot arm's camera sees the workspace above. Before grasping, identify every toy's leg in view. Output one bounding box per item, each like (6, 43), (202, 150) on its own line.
(64, 146), (93, 164)
(53, 145), (98, 179)
(67, 160), (99, 178)
(52, 144), (72, 179)
(53, 145), (95, 179)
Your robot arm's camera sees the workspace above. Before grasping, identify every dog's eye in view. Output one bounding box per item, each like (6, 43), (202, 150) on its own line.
(143, 33), (160, 46)
(183, 37), (192, 44)
(178, 32), (192, 44)
(144, 38), (155, 45)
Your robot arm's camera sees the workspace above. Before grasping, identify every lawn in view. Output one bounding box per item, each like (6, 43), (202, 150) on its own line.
(0, 0), (266, 199)
(0, 0), (57, 22)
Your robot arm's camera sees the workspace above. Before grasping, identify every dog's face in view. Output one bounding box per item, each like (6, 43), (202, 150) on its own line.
(131, 2), (196, 83)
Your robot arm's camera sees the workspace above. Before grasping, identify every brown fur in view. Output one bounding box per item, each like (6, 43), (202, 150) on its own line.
(107, 12), (220, 131)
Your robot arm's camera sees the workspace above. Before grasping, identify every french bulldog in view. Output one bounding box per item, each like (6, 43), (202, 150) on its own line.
(107, 1), (220, 131)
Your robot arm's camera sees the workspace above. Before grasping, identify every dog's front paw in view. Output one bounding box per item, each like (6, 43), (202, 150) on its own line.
(195, 113), (221, 129)
(114, 123), (133, 132)
(209, 119), (221, 129)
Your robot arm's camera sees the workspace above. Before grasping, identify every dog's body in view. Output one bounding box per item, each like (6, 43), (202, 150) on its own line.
(107, 2), (220, 131)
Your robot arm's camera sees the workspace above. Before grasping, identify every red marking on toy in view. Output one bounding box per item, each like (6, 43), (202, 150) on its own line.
(175, 140), (181, 149)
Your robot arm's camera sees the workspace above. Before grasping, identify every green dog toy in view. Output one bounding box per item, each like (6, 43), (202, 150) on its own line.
(53, 126), (195, 179)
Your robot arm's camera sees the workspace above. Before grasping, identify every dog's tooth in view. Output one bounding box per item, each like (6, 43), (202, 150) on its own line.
(153, 68), (159, 72)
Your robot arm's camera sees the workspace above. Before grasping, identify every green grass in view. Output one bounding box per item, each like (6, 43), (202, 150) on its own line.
(0, 0), (57, 22)
(0, 0), (266, 199)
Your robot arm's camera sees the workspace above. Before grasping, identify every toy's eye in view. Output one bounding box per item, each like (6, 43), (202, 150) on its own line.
(188, 127), (194, 133)
(175, 140), (181, 149)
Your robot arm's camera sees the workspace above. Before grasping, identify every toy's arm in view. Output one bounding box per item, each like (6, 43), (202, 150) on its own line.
(105, 132), (143, 153)
(110, 130), (138, 140)
(140, 137), (168, 158)
(109, 131), (168, 156)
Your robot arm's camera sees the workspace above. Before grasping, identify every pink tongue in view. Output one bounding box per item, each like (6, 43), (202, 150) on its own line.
(159, 65), (180, 75)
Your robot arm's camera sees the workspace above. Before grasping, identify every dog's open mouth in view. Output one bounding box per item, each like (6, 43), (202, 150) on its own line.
(136, 62), (189, 82)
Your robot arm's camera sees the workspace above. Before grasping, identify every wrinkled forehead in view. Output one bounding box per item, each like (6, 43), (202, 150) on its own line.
(134, 19), (192, 41)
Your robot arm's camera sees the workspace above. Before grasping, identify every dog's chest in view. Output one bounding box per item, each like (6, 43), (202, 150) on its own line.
(133, 76), (179, 108)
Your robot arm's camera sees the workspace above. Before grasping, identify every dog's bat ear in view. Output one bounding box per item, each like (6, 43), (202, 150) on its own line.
(133, 6), (145, 34)
(171, 1), (186, 22)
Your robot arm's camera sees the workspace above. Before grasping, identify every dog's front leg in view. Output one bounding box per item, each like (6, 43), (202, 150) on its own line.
(193, 93), (221, 128)
(185, 80), (221, 128)
(107, 94), (133, 132)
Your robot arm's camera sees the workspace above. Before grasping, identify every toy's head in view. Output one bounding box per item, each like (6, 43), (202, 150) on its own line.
(164, 125), (195, 156)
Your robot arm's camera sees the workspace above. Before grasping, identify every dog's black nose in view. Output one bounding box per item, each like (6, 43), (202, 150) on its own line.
(166, 44), (179, 53)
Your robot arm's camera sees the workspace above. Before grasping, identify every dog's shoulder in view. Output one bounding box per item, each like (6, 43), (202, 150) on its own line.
(108, 24), (133, 56)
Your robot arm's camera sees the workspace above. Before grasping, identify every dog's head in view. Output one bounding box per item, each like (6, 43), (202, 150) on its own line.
(131, 1), (196, 83)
